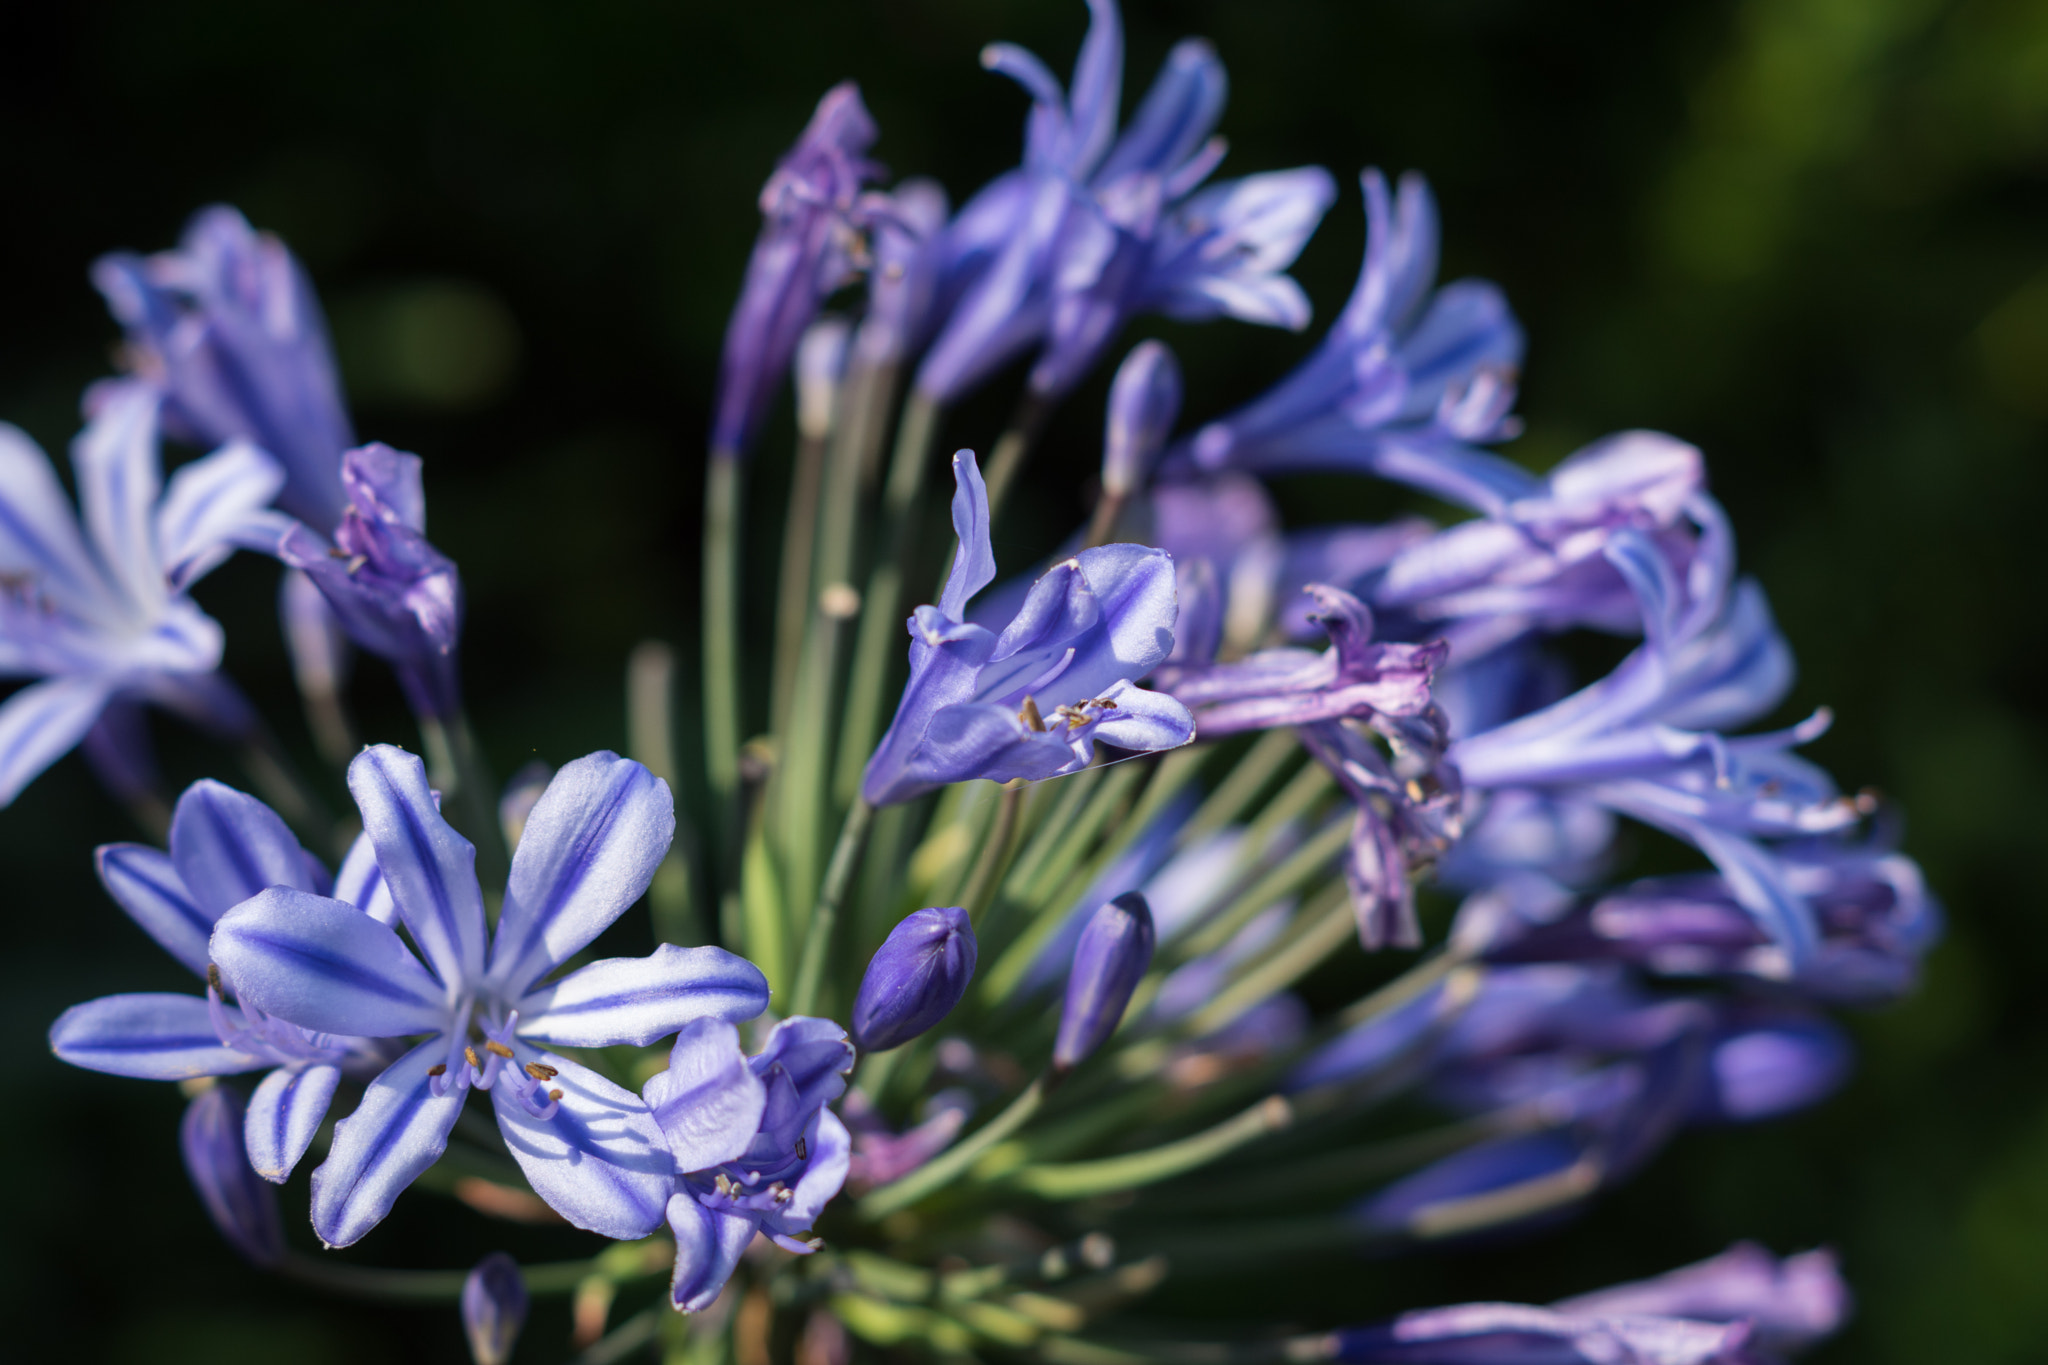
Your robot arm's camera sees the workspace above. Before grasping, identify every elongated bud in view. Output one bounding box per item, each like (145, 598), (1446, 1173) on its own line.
(179, 1087), (284, 1266)
(1102, 341), (1182, 499)
(852, 906), (977, 1052)
(1055, 892), (1156, 1071)
(462, 1252), (529, 1365)
(795, 315), (853, 442)
(498, 759), (553, 851)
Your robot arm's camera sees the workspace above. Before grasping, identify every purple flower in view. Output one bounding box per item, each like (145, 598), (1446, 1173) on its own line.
(857, 179), (952, 369)
(713, 82), (881, 457)
(1159, 585), (1457, 948)
(915, 0), (1333, 404)
(49, 777), (394, 1181)
(181, 1085), (287, 1266)
(1182, 170), (1526, 513)
(1458, 836), (1939, 1005)
(645, 1016), (856, 1313)
(1448, 514), (1869, 964)
(852, 906), (978, 1053)
(1554, 1242), (1850, 1357)
(842, 1087), (977, 1188)
(1102, 341), (1182, 499)
(1323, 1300), (1757, 1364)
(859, 450), (1194, 806)
(1374, 431), (1707, 663)
(462, 1253), (529, 1365)
(92, 205), (355, 529)
(278, 443), (464, 719)
(1055, 890), (1157, 1070)
(209, 745), (770, 1246)
(0, 382), (286, 806)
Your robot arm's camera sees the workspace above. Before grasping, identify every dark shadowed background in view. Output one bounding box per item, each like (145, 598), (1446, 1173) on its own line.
(1, 1), (2044, 1360)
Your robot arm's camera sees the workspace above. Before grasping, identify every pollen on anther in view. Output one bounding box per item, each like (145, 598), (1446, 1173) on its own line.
(464, 1046), (482, 1070)
(547, 1088), (563, 1102)
(427, 1064), (448, 1077)
(206, 964), (223, 993)
(794, 1136), (808, 1160)
(484, 1040), (515, 1058)
(524, 1062), (558, 1080)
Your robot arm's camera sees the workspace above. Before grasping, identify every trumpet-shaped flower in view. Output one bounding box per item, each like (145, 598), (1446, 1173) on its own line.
(210, 745), (770, 1246)
(860, 451), (1194, 806)
(647, 1016), (855, 1313)
(277, 443), (464, 719)
(0, 381), (285, 806)
(1449, 511), (1867, 964)
(49, 778), (392, 1182)
(93, 205), (355, 529)
(1181, 170), (1525, 513)
(916, 0), (1333, 404)
(714, 82), (882, 457)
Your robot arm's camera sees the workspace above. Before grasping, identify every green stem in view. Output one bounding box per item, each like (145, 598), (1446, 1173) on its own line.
(1179, 729), (1301, 847)
(1172, 815), (1348, 963)
(702, 449), (745, 881)
(957, 782), (1024, 922)
(978, 394), (1053, 523)
(419, 711), (510, 901)
(1081, 489), (1126, 550)
(834, 392), (942, 805)
(770, 427), (831, 737)
(1009, 1096), (1293, 1200)
(789, 797), (875, 1018)
(628, 641), (701, 945)
(277, 1249), (660, 1302)
(861, 1077), (1046, 1219)
(1181, 881), (1353, 1039)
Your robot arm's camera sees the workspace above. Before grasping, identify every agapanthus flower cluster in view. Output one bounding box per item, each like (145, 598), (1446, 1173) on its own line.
(20, 2), (1933, 1361)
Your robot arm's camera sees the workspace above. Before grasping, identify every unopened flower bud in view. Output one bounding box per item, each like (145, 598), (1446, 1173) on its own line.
(462, 1252), (529, 1365)
(795, 315), (853, 442)
(498, 760), (553, 851)
(179, 1087), (285, 1266)
(1054, 891), (1156, 1070)
(1102, 341), (1182, 499)
(852, 906), (977, 1052)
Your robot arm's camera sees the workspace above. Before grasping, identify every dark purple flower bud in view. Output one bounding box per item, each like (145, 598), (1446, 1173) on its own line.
(462, 1252), (529, 1365)
(1054, 891), (1156, 1070)
(852, 906), (978, 1052)
(1102, 341), (1181, 498)
(713, 82), (881, 457)
(179, 1086), (285, 1265)
(278, 443), (464, 718)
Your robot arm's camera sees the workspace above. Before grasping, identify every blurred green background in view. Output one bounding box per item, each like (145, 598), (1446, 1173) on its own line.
(1, 0), (2044, 1360)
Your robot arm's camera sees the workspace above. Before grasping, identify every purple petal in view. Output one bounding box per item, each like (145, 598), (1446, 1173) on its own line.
(519, 944), (769, 1049)
(170, 778), (316, 920)
(211, 886), (449, 1036)
(0, 422), (112, 618)
(310, 1036), (467, 1246)
(245, 1062), (343, 1183)
(0, 676), (116, 808)
(155, 439), (286, 590)
(49, 992), (266, 1080)
(487, 751), (676, 997)
(779, 1108), (852, 1229)
(937, 450), (997, 622)
(668, 1193), (756, 1313)
(96, 842), (213, 977)
(70, 380), (165, 615)
(1555, 1242), (1851, 1354)
(348, 744), (486, 990)
(643, 1019), (768, 1173)
(181, 1086), (287, 1265)
(492, 1044), (673, 1240)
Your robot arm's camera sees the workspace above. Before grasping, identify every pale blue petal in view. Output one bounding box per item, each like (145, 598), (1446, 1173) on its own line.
(170, 778), (315, 920)
(937, 450), (996, 622)
(668, 1194), (756, 1314)
(70, 380), (166, 617)
(492, 1045), (673, 1240)
(245, 1062), (342, 1182)
(155, 439), (286, 591)
(96, 842), (213, 977)
(780, 1108), (851, 1228)
(642, 1018), (767, 1173)
(49, 992), (266, 1080)
(519, 945), (769, 1049)
(211, 887), (448, 1037)
(487, 751), (676, 997)
(0, 423), (110, 617)
(331, 830), (398, 925)
(310, 1037), (467, 1247)
(347, 744), (485, 992)
(0, 676), (115, 808)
